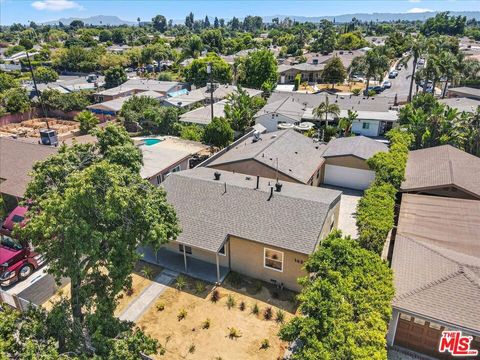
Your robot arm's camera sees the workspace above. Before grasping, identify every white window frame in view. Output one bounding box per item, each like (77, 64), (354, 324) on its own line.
(263, 247), (284, 272)
(172, 165), (181, 173)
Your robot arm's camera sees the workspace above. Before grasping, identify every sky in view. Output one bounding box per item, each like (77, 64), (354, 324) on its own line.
(1, 0), (479, 25)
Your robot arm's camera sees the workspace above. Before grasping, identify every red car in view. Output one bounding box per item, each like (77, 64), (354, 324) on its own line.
(0, 206), (44, 287)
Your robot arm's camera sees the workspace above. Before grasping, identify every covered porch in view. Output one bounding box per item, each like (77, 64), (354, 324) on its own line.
(139, 246), (230, 284)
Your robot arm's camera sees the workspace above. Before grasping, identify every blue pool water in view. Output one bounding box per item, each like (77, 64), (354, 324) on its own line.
(143, 138), (162, 146)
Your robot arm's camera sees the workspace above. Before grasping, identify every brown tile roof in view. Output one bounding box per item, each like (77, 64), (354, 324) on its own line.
(0, 138), (57, 198)
(401, 145), (480, 199)
(392, 194), (480, 332)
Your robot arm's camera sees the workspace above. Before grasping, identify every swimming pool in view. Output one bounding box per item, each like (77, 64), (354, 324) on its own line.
(143, 138), (162, 146)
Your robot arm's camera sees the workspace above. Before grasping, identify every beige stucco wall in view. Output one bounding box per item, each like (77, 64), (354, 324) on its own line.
(324, 155), (370, 170)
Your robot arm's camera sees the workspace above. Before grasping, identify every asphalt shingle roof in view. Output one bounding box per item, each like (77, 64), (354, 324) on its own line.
(162, 168), (341, 254)
(392, 194), (480, 332)
(401, 145), (480, 199)
(208, 129), (326, 183)
(322, 136), (388, 160)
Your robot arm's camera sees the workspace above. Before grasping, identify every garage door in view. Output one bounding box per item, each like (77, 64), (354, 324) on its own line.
(323, 164), (375, 190)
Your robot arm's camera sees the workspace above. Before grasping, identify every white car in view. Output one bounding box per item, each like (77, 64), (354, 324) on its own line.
(351, 75), (364, 82)
(383, 80), (392, 89)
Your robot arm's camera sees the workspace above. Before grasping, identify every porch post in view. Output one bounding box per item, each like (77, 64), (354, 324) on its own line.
(183, 245), (187, 272)
(386, 308), (400, 346)
(216, 253), (220, 283)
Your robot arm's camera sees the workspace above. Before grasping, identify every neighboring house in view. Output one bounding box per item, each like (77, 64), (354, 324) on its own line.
(106, 44), (131, 53)
(163, 84), (262, 110)
(152, 167), (341, 291)
(321, 136), (388, 190)
(387, 194), (480, 359)
(0, 138), (57, 210)
(93, 79), (186, 102)
(24, 75), (106, 97)
(178, 100), (228, 126)
(401, 145), (480, 200)
(438, 97), (480, 113)
(138, 137), (208, 186)
(87, 90), (164, 116)
(207, 129), (326, 186)
(255, 91), (397, 136)
(447, 86), (480, 100)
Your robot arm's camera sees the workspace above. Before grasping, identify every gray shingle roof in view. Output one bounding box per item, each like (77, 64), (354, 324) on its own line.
(448, 87), (480, 99)
(179, 101), (227, 125)
(438, 97), (480, 113)
(162, 168), (341, 254)
(392, 194), (480, 332)
(208, 129), (326, 183)
(322, 136), (388, 160)
(96, 79), (183, 96)
(401, 145), (480, 199)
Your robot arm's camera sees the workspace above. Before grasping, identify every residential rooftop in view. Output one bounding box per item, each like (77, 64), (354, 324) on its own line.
(88, 90), (163, 113)
(162, 167), (341, 254)
(448, 86), (480, 99)
(438, 97), (480, 113)
(322, 136), (388, 160)
(179, 100), (227, 125)
(95, 79), (184, 96)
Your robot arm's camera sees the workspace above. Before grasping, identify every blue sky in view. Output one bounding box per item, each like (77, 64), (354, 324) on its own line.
(1, 0), (478, 25)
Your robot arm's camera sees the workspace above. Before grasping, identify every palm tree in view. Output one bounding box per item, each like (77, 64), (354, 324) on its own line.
(338, 110), (357, 137)
(399, 35), (426, 102)
(313, 95), (340, 140)
(363, 47), (390, 96)
(437, 51), (460, 98)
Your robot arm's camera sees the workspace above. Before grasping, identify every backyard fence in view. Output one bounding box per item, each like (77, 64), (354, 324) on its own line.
(0, 288), (37, 312)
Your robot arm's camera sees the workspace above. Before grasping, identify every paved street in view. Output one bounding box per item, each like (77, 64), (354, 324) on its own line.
(381, 57), (415, 103)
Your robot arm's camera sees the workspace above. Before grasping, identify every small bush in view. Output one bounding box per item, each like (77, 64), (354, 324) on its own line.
(188, 344), (196, 354)
(194, 281), (206, 294)
(210, 289), (220, 303)
(177, 308), (188, 321)
(126, 287), (134, 296)
(201, 318), (211, 329)
(239, 301), (246, 311)
(260, 338), (270, 350)
(263, 307), (273, 320)
(251, 303), (260, 315)
(156, 302), (165, 311)
(228, 272), (242, 287)
(141, 266), (154, 280)
(228, 327), (241, 339)
(175, 275), (187, 291)
(352, 88), (361, 96)
(252, 281), (263, 294)
(275, 309), (285, 323)
(226, 294), (236, 309)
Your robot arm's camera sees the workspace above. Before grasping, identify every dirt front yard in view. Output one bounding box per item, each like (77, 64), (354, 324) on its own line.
(137, 275), (296, 360)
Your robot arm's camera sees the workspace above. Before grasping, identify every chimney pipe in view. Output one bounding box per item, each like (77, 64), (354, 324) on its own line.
(256, 175), (260, 189)
(268, 186), (274, 201)
(275, 182), (282, 192)
(214, 171), (221, 180)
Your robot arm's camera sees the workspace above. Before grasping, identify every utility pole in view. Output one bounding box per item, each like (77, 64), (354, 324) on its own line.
(25, 51), (49, 129)
(207, 62), (214, 122)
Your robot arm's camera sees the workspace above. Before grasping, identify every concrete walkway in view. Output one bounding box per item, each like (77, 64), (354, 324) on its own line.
(119, 269), (178, 322)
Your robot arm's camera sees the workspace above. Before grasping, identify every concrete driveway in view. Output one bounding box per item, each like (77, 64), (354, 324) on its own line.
(321, 185), (362, 239)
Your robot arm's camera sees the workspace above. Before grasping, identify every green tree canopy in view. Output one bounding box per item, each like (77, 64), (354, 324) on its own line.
(203, 116), (234, 148)
(0, 87), (30, 114)
(237, 49), (278, 90)
(75, 110), (99, 134)
(34, 66), (59, 83)
(224, 86), (266, 133)
(183, 53), (233, 88)
(322, 56), (347, 88)
(104, 65), (127, 89)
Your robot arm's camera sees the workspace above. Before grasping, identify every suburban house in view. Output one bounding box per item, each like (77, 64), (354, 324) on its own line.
(0, 138), (57, 210)
(141, 167), (341, 291)
(321, 136), (388, 190)
(438, 97), (480, 113)
(93, 79), (186, 102)
(87, 90), (164, 117)
(138, 136), (208, 186)
(255, 91), (398, 136)
(447, 86), (480, 100)
(401, 145), (480, 200)
(162, 84), (263, 110)
(178, 100), (228, 126)
(25, 75), (106, 98)
(387, 194), (480, 359)
(207, 129), (326, 186)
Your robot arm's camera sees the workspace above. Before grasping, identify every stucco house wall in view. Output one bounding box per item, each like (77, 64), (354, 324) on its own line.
(255, 113), (298, 133)
(351, 120), (381, 137)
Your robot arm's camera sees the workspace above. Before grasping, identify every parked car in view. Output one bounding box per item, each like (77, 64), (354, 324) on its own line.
(0, 235), (44, 287)
(0, 206), (28, 237)
(388, 70), (398, 79)
(418, 58), (425, 66)
(351, 75), (364, 82)
(363, 86), (384, 95)
(382, 80), (392, 89)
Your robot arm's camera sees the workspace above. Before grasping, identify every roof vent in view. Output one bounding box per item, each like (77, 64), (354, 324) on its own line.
(214, 171), (221, 180)
(275, 182), (283, 192)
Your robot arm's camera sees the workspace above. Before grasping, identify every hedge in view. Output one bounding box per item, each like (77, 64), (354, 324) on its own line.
(356, 129), (412, 255)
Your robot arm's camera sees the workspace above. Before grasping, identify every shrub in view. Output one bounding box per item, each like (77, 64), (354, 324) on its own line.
(294, 73), (301, 91)
(126, 287), (134, 296)
(251, 303), (260, 315)
(156, 302), (165, 311)
(275, 309), (285, 323)
(260, 339), (270, 350)
(177, 308), (188, 321)
(228, 272), (242, 287)
(210, 289), (220, 303)
(141, 266), (154, 280)
(194, 281), (206, 294)
(239, 301), (246, 311)
(228, 327), (241, 339)
(352, 88), (361, 96)
(252, 281), (263, 294)
(263, 307), (273, 320)
(226, 294), (236, 309)
(188, 344), (196, 354)
(175, 275), (187, 291)
(201, 318), (211, 329)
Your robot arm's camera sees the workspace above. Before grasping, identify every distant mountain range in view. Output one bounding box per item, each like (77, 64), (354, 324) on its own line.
(41, 11), (479, 27)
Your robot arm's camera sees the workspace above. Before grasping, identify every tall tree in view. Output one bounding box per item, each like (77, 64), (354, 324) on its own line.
(104, 65), (127, 89)
(183, 53), (232, 87)
(322, 56), (347, 89)
(214, 16), (220, 28)
(203, 116), (234, 148)
(224, 86), (265, 133)
(313, 95), (340, 130)
(237, 49), (278, 90)
(152, 14), (167, 32)
(204, 15), (211, 28)
(399, 35), (426, 102)
(183, 35), (204, 59)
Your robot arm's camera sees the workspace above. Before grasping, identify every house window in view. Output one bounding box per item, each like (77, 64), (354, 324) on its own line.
(179, 244), (192, 254)
(413, 318), (426, 325)
(156, 175), (162, 185)
(362, 122), (370, 129)
(218, 244), (226, 256)
(264, 248), (284, 272)
(172, 165), (181, 173)
(428, 322), (442, 330)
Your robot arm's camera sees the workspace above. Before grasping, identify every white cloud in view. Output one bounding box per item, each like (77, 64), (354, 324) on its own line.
(31, 0), (82, 11)
(407, 7), (433, 13)
(408, 0), (422, 3)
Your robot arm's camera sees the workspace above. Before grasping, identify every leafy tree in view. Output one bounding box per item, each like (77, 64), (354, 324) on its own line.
(237, 49), (278, 90)
(4, 44), (25, 57)
(338, 110), (357, 137)
(0, 72), (18, 92)
(204, 15), (211, 28)
(311, 20), (336, 54)
(201, 29), (224, 53)
(0, 87), (30, 114)
(421, 12), (466, 36)
(353, 47), (390, 95)
(214, 17), (220, 28)
(105, 65), (127, 89)
(69, 19), (84, 29)
(152, 14), (167, 32)
(53, 46), (101, 73)
(34, 66), (59, 83)
(183, 35), (204, 59)
(185, 12), (194, 30)
(19, 37), (34, 50)
(180, 123), (204, 141)
(42, 89), (92, 112)
(203, 116), (234, 148)
(111, 28), (126, 44)
(99, 29), (112, 42)
(322, 57), (347, 89)
(336, 32), (368, 50)
(75, 110), (99, 134)
(279, 231), (394, 360)
(183, 53), (232, 87)
(224, 86), (265, 133)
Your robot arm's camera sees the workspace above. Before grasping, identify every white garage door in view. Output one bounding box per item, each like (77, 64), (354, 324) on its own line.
(324, 164), (376, 190)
